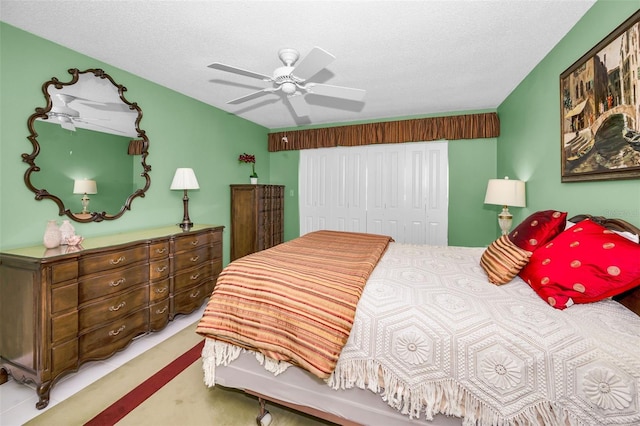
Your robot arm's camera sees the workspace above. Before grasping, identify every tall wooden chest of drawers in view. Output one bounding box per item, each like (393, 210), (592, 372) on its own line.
(230, 184), (284, 261)
(0, 225), (223, 409)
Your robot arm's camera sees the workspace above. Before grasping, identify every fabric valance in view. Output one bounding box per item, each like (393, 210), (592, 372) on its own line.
(267, 112), (499, 152)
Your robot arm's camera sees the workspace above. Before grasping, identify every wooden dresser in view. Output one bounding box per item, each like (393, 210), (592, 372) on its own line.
(0, 224), (223, 409)
(230, 184), (284, 261)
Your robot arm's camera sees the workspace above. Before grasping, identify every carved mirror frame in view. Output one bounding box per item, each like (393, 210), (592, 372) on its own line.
(23, 68), (151, 222)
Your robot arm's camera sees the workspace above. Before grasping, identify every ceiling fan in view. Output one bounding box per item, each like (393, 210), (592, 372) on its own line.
(46, 93), (124, 133)
(208, 46), (366, 117)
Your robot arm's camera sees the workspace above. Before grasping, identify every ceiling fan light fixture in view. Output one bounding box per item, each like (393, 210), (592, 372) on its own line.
(281, 82), (297, 95)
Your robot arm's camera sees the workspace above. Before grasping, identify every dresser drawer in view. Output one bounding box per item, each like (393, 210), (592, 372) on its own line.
(173, 246), (210, 271)
(51, 261), (78, 284)
(212, 241), (222, 260)
(150, 278), (170, 303)
(51, 310), (78, 344)
(79, 286), (148, 332)
(172, 281), (209, 317)
(149, 240), (170, 260)
(149, 300), (170, 331)
(51, 282), (78, 314)
(174, 232), (211, 252)
(79, 264), (149, 304)
(213, 258), (223, 277)
(79, 245), (147, 276)
(174, 262), (212, 292)
(79, 309), (148, 360)
(149, 258), (170, 280)
(51, 339), (78, 377)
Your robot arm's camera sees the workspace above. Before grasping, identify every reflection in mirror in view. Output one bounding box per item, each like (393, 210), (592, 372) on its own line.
(23, 69), (151, 222)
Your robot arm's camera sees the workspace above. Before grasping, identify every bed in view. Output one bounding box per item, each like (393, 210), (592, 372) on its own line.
(196, 213), (640, 425)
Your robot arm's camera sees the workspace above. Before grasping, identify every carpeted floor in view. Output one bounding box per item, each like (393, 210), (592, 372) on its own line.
(26, 321), (333, 426)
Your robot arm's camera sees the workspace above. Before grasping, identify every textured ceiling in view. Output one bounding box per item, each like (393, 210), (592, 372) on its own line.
(1, 0), (596, 130)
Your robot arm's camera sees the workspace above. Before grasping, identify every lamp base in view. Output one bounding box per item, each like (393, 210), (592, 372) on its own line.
(178, 220), (194, 232)
(80, 194), (90, 215)
(178, 190), (193, 232)
(498, 206), (513, 235)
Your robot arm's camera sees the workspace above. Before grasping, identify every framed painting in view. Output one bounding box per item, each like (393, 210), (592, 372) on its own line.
(560, 10), (640, 182)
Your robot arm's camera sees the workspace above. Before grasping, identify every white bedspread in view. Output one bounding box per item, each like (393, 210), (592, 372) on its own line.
(203, 243), (640, 425)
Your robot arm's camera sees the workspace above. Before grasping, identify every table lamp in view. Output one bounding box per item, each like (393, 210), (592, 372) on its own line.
(170, 168), (199, 231)
(484, 177), (526, 235)
(73, 179), (97, 214)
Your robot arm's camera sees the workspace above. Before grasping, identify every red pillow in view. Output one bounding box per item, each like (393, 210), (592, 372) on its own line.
(509, 210), (567, 252)
(519, 219), (640, 309)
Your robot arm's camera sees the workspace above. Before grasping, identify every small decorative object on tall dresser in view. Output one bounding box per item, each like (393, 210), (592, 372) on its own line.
(0, 224), (223, 409)
(230, 184), (284, 261)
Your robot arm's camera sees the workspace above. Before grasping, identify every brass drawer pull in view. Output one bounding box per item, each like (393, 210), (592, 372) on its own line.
(109, 325), (126, 336)
(155, 265), (168, 273)
(190, 290), (201, 298)
(190, 255), (200, 262)
(109, 278), (126, 287)
(190, 239), (199, 246)
(154, 286), (168, 294)
(109, 256), (126, 265)
(109, 301), (126, 311)
(190, 273), (200, 281)
(155, 247), (167, 254)
(156, 306), (168, 314)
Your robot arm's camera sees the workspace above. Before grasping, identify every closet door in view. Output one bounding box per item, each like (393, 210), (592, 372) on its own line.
(404, 142), (448, 245)
(300, 141), (448, 245)
(333, 147), (367, 233)
(299, 149), (332, 235)
(366, 145), (406, 241)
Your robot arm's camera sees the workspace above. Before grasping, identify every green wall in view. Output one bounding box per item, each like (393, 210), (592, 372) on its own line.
(4, 0), (636, 257)
(0, 21), (499, 254)
(0, 23), (271, 265)
(497, 0), (640, 226)
(32, 121), (135, 214)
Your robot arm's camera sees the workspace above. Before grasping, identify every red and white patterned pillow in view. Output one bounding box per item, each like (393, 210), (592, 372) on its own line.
(509, 210), (567, 252)
(519, 219), (640, 309)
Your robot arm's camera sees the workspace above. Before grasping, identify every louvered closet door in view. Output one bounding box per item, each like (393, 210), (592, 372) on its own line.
(366, 145), (405, 241)
(404, 142), (448, 245)
(332, 147), (367, 233)
(299, 142), (448, 245)
(299, 149), (332, 235)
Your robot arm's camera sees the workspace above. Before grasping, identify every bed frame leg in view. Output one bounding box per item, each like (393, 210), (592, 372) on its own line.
(256, 397), (272, 426)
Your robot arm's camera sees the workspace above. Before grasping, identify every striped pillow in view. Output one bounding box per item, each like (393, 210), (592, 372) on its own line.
(480, 235), (532, 285)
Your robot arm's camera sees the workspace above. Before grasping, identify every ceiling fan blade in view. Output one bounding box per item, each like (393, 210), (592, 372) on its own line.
(79, 101), (133, 113)
(292, 47), (335, 81)
(227, 87), (278, 105)
(208, 63), (273, 81)
(58, 117), (75, 131)
(286, 93), (310, 117)
(83, 122), (128, 134)
(305, 83), (366, 102)
(77, 116), (111, 122)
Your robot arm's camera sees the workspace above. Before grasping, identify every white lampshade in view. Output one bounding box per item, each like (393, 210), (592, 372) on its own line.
(484, 177), (526, 207)
(73, 179), (97, 194)
(170, 168), (199, 190)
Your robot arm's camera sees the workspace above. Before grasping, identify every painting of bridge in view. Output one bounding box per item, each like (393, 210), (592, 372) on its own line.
(560, 10), (640, 182)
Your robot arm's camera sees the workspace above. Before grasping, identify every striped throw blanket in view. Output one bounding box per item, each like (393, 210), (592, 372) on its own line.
(196, 230), (393, 378)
